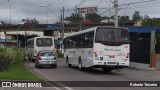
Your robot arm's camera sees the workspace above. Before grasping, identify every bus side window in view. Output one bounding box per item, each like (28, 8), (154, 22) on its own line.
(88, 31), (94, 48)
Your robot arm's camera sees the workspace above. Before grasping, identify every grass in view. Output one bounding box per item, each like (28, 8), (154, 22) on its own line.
(0, 62), (42, 80)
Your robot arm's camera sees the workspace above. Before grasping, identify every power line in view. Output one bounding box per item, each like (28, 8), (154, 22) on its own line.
(124, 0), (160, 8)
(126, 3), (160, 9)
(119, 0), (160, 10)
(119, 0), (157, 7)
(65, 0), (86, 15)
(76, 0), (86, 7)
(97, 0), (104, 7)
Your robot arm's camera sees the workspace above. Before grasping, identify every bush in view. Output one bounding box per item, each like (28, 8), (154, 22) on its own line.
(57, 52), (64, 58)
(0, 48), (25, 72)
(12, 48), (25, 64)
(0, 48), (12, 72)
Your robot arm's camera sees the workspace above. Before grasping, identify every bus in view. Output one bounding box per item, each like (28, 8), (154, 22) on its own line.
(64, 26), (130, 72)
(27, 36), (55, 61)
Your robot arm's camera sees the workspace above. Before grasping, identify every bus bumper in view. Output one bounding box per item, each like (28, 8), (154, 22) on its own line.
(93, 61), (129, 67)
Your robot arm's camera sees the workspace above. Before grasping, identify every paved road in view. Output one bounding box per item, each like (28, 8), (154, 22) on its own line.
(26, 58), (160, 90)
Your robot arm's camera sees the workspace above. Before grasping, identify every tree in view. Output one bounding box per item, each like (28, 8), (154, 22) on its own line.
(65, 12), (83, 23)
(119, 16), (130, 23)
(142, 17), (160, 27)
(12, 34), (38, 48)
(31, 18), (39, 24)
(132, 11), (142, 22)
(85, 13), (102, 23)
(21, 18), (39, 24)
(143, 15), (149, 19)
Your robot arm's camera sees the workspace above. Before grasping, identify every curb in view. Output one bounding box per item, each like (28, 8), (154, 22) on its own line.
(25, 60), (48, 81)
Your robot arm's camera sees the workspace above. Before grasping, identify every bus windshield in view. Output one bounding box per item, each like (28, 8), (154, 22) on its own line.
(36, 38), (53, 47)
(95, 27), (129, 43)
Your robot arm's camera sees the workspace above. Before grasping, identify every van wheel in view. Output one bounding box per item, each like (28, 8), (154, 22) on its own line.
(37, 65), (41, 69)
(78, 59), (85, 71)
(35, 63), (37, 67)
(66, 56), (72, 67)
(28, 55), (31, 60)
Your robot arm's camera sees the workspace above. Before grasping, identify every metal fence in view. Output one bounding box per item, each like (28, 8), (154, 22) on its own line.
(130, 39), (150, 64)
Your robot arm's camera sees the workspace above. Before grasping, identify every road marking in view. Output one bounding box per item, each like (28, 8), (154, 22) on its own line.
(54, 82), (74, 90)
(45, 81), (62, 90)
(45, 81), (74, 90)
(27, 60), (74, 90)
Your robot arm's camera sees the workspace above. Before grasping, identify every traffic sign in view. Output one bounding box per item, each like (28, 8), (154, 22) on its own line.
(78, 7), (97, 13)
(54, 31), (59, 40)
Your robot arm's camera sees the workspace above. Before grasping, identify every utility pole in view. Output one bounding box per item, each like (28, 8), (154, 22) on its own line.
(62, 7), (65, 41)
(7, 0), (12, 24)
(114, 0), (118, 27)
(60, 7), (65, 53)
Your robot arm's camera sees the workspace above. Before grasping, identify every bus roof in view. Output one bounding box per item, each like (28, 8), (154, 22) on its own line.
(27, 36), (54, 41)
(66, 26), (128, 38)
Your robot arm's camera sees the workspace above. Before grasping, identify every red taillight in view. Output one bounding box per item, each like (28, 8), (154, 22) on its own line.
(126, 55), (129, 58)
(38, 56), (41, 60)
(126, 53), (129, 58)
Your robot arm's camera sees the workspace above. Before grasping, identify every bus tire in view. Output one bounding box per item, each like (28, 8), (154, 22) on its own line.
(102, 67), (113, 73)
(78, 59), (85, 71)
(66, 56), (72, 67)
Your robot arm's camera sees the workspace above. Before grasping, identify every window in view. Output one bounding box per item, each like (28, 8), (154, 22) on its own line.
(27, 40), (34, 48)
(82, 31), (94, 48)
(64, 31), (94, 48)
(36, 38), (53, 47)
(95, 27), (129, 43)
(39, 51), (54, 56)
(96, 28), (114, 41)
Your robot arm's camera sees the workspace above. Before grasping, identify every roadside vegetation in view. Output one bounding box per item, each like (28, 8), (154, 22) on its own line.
(0, 62), (41, 80)
(0, 48), (41, 80)
(57, 51), (64, 58)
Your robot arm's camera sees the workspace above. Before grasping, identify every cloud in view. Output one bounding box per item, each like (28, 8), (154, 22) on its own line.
(0, 0), (160, 23)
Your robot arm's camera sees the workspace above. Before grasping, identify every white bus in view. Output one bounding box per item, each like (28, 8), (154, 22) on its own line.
(27, 36), (55, 61)
(64, 26), (130, 72)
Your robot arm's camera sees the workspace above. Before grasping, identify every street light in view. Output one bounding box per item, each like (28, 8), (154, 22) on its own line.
(41, 4), (51, 24)
(7, 0), (12, 24)
(17, 24), (24, 48)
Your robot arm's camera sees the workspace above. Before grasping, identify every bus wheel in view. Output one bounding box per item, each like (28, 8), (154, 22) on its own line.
(66, 57), (72, 67)
(78, 59), (85, 71)
(102, 67), (113, 73)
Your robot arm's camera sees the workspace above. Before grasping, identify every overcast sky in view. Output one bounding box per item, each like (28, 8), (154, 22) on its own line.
(0, 0), (160, 24)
